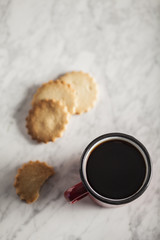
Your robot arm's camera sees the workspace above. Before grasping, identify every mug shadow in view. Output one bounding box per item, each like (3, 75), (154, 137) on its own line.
(39, 158), (81, 203)
(13, 84), (40, 145)
(39, 157), (97, 207)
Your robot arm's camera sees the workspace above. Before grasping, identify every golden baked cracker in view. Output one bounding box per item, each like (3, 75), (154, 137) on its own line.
(59, 71), (98, 114)
(26, 99), (69, 143)
(14, 161), (54, 204)
(32, 81), (76, 114)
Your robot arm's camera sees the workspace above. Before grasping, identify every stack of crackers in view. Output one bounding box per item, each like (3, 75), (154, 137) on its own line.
(26, 71), (98, 143)
(14, 71), (98, 204)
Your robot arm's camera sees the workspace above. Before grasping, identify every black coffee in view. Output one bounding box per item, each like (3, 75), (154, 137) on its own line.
(86, 140), (146, 199)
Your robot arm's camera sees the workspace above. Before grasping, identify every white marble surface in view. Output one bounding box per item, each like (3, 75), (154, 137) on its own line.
(0, 0), (160, 239)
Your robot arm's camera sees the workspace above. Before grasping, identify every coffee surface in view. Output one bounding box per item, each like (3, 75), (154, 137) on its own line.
(86, 140), (146, 199)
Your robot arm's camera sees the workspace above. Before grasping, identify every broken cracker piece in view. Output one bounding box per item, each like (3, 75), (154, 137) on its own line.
(14, 161), (54, 204)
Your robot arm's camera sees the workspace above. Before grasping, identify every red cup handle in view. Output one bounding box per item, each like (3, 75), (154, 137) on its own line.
(64, 182), (89, 203)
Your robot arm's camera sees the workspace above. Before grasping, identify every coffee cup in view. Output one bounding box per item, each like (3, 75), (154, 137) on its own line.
(64, 133), (152, 207)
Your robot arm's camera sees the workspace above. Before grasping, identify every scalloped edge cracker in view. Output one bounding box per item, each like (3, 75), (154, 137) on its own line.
(58, 71), (98, 114)
(26, 99), (69, 143)
(32, 81), (76, 115)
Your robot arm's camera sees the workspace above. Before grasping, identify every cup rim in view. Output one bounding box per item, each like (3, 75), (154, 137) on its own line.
(80, 133), (152, 205)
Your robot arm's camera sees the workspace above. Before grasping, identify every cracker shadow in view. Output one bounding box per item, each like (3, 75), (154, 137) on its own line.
(55, 72), (68, 80)
(0, 164), (23, 206)
(13, 84), (40, 145)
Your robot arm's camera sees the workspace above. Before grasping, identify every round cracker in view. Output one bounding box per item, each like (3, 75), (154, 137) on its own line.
(26, 100), (69, 143)
(32, 81), (76, 114)
(59, 71), (98, 114)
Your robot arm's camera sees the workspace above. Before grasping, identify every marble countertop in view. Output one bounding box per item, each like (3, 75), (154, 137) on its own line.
(0, 0), (160, 239)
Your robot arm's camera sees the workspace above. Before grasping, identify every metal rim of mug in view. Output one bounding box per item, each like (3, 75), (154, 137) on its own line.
(80, 133), (152, 205)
